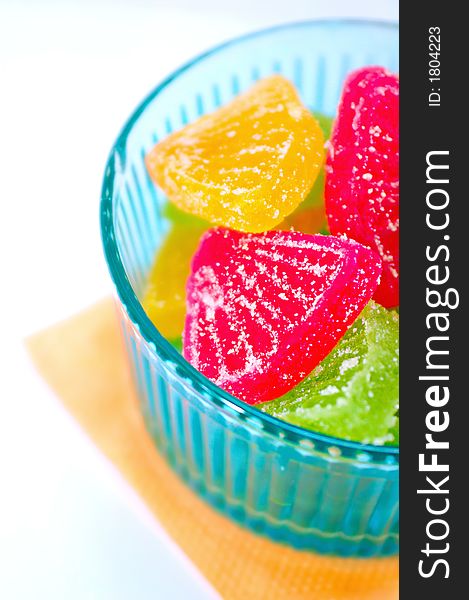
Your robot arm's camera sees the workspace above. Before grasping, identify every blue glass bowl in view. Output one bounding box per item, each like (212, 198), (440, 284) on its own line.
(101, 19), (399, 557)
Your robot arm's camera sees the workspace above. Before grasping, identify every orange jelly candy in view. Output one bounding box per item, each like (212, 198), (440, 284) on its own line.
(145, 75), (325, 233)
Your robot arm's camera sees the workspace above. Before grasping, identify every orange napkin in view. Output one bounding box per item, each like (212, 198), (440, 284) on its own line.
(27, 299), (398, 600)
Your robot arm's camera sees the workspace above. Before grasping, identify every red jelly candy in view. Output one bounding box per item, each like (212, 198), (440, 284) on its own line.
(325, 66), (399, 307)
(183, 229), (382, 404)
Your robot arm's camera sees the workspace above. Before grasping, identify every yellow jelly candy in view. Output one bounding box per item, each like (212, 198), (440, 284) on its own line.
(146, 75), (325, 233)
(142, 222), (207, 340)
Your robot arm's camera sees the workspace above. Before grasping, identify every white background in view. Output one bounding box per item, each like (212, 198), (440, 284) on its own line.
(0, 1), (397, 598)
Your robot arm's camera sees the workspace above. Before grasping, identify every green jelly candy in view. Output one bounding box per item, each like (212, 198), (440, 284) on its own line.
(259, 302), (399, 445)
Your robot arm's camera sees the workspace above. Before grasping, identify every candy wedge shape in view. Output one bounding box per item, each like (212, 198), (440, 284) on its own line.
(260, 302), (399, 444)
(183, 229), (382, 404)
(146, 75), (325, 233)
(326, 66), (399, 307)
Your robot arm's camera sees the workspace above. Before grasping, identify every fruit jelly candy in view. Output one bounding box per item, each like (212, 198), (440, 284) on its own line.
(163, 113), (332, 235)
(146, 75), (325, 233)
(183, 228), (382, 404)
(260, 302), (399, 445)
(142, 221), (207, 340)
(325, 66), (399, 307)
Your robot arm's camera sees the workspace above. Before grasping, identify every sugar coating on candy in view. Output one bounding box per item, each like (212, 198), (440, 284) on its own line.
(183, 229), (382, 404)
(325, 66), (399, 307)
(260, 302), (399, 445)
(146, 75), (325, 233)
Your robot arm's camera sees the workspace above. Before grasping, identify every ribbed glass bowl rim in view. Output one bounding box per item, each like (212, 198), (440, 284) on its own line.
(100, 18), (399, 462)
